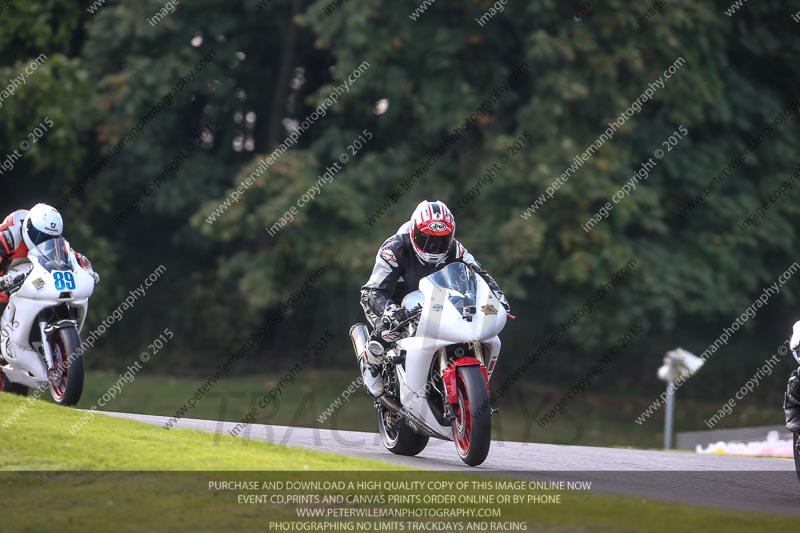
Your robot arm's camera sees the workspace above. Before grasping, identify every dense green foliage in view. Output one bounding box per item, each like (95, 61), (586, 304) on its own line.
(1, 0), (798, 402)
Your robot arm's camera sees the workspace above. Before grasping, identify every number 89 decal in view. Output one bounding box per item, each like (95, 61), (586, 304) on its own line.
(53, 271), (76, 290)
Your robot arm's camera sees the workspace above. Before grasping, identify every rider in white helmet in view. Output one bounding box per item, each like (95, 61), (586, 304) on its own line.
(786, 323), (800, 433)
(0, 203), (98, 314)
(357, 200), (509, 397)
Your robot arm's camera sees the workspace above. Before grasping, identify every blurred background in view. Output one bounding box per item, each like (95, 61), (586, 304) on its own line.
(1, 0), (799, 449)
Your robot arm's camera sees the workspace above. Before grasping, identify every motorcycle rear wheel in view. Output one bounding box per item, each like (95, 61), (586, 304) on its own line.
(377, 405), (429, 457)
(49, 327), (83, 406)
(0, 372), (29, 396)
(794, 433), (800, 484)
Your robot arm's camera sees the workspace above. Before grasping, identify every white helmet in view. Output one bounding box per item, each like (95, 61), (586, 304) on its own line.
(22, 203), (63, 250)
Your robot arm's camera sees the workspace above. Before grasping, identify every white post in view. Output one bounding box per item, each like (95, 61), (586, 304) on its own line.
(663, 373), (675, 450)
(658, 348), (703, 450)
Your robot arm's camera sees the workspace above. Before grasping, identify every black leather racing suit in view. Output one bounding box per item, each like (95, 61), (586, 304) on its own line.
(360, 222), (506, 329)
(786, 368), (800, 433)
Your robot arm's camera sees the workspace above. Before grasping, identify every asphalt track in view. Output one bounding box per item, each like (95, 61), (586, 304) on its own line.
(100, 410), (800, 515)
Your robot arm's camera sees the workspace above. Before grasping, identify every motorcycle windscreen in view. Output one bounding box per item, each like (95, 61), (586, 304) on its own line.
(32, 237), (73, 272)
(415, 262), (505, 343)
(426, 262), (477, 314)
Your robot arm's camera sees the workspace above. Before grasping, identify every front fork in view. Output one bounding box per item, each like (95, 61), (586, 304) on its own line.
(38, 319), (55, 371)
(439, 345), (495, 420)
(38, 319), (78, 373)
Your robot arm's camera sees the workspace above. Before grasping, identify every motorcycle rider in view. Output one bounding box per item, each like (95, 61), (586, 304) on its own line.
(0, 203), (97, 316)
(785, 322), (800, 433)
(358, 200), (510, 397)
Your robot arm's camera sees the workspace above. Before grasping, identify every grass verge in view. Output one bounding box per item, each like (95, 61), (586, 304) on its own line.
(0, 394), (795, 532)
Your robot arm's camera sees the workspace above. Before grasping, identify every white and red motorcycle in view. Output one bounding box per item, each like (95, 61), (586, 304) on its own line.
(350, 262), (509, 467)
(0, 237), (95, 405)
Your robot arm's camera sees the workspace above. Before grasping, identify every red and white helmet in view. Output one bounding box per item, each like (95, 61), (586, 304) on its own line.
(409, 200), (455, 265)
(22, 203), (63, 250)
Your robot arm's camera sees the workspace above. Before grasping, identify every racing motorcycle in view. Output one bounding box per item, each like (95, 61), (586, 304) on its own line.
(350, 262), (510, 467)
(0, 237), (95, 405)
(789, 322), (800, 483)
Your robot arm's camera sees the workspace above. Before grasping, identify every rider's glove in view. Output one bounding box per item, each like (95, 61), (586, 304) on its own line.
(74, 252), (92, 270)
(74, 253), (99, 285)
(381, 303), (408, 329)
(495, 290), (511, 313)
(0, 272), (25, 293)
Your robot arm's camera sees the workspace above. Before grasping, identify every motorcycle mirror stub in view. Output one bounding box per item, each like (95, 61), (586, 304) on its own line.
(462, 305), (477, 322)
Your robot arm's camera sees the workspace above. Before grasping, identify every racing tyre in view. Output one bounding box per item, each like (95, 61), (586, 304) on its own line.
(48, 327), (83, 406)
(794, 433), (800, 484)
(452, 365), (491, 467)
(377, 405), (429, 456)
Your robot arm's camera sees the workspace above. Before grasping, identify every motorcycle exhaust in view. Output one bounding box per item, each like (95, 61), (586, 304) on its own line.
(378, 394), (407, 418)
(349, 323), (370, 360)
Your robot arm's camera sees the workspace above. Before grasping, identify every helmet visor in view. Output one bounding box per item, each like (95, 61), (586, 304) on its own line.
(26, 219), (59, 246)
(412, 226), (453, 255)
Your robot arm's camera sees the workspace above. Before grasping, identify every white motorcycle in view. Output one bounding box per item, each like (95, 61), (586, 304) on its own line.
(0, 237), (95, 405)
(789, 322), (800, 483)
(350, 262), (510, 467)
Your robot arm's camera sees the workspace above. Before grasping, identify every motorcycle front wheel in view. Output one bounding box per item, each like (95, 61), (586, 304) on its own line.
(48, 327), (84, 406)
(794, 433), (800, 484)
(452, 365), (492, 467)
